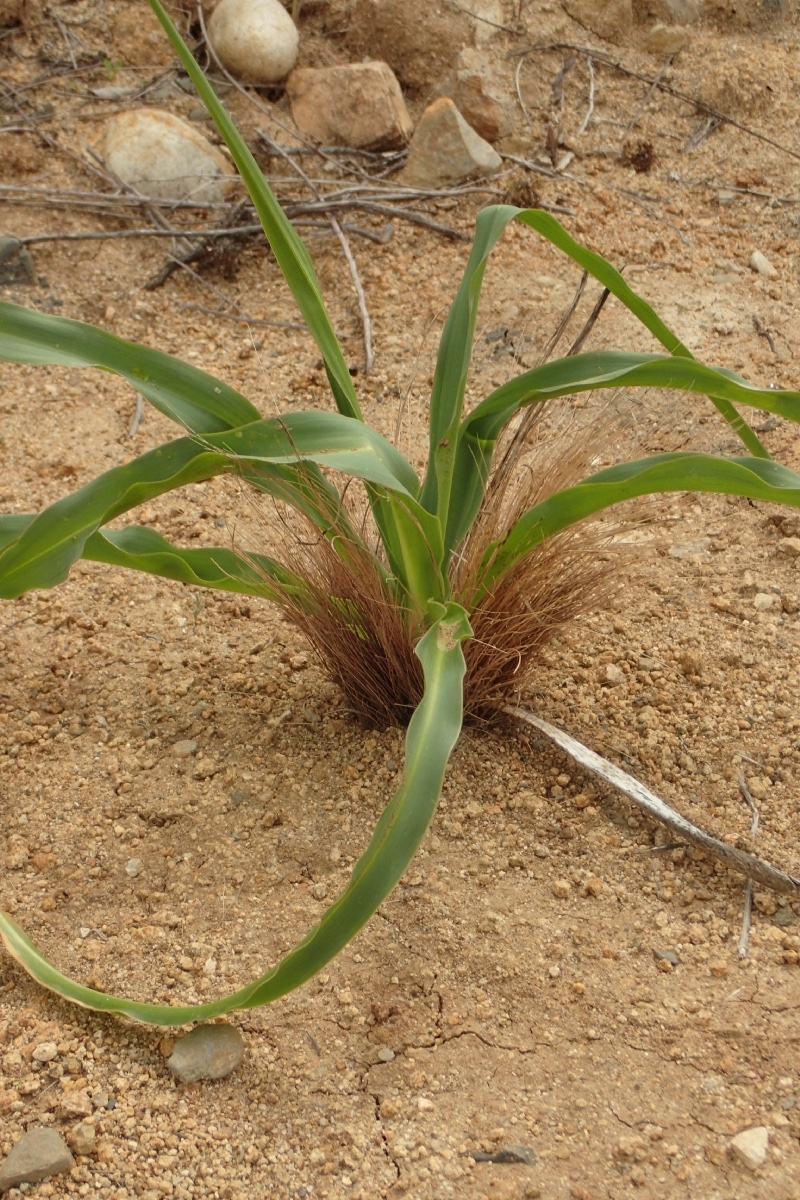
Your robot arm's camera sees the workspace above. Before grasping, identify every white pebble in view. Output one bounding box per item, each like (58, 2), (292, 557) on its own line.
(208, 0), (298, 84)
(749, 250), (777, 278)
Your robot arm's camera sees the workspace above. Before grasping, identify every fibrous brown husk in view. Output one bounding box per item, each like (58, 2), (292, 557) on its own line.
(264, 402), (634, 727)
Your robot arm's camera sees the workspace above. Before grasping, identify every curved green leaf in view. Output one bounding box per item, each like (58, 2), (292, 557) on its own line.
(0, 603), (472, 1024)
(514, 209), (767, 459)
(476, 453), (800, 597)
(0, 414), (438, 602)
(147, 0), (361, 425)
(420, 203), (767, 541)
(445, 351), (800, 555)
(85, 526), (311, 602)
(0, 301), (260, 434)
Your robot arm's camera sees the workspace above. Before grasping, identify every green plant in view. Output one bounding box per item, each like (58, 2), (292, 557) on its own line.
(102, 56), (124, 81)
(1, 0), (800, 1024)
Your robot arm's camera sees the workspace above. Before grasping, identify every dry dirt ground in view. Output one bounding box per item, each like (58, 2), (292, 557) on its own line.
(2, 2), (800, 1199)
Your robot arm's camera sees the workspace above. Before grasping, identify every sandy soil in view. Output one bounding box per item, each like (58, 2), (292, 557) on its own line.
(1, 2), (800, 1199)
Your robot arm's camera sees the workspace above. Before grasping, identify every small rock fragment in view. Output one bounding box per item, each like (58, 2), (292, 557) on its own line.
(600, 663), (625, 686)
(125, 858), (143, 877)
(645, 23), (689, 54)
(654, 948), (680, 966)
(778, 537), (800, 557)
(402, 97), (501, 188)
(0, 1128), (75, 1191)
(67, 1122), (96, 1157)
(31, 1041), (58, 1063)
(730, 1126), (769, 1171)
(749, 250), (777, 277)
(208, 0), (299, 84)
(377, 1047), (395, 1062)
(99, 110), (236, 204)
(287, 62), (412, 150)
(753, 593), (774, 611)
(551, 879), (571, 899)
(668, 538), (711, 559)
(171, 739), (198, 757)
(57, 1090), (92, 1121)
(0, 236), (36, 284)
(168, 1023), (245, 1083)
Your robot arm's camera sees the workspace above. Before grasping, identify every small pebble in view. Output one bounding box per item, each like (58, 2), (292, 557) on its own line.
(600, 663), (625, 686)
(68, 1122), (96, 1157)
(753, 592), (774, 611)
(125, 858), (143, 877)
(749, 250), (777, 277)
(32, 1041), (58, 1063)
(551, 879), (571, 899)
(730, 1125), (769, 1170)
(167, 1023), (245, 1083)
(172, 740), (199, 757)
(377, 1047), (395, 1063)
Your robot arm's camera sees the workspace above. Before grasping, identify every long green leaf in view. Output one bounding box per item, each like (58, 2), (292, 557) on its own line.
(0, 603), (472, 1024)
(420, 206), (518, 519)
(146, 0), (361, 425)
(0, 302), (260, 434)
(515, 209), (767, 459)
(0, 415), (434, 601)
(445, 351), (800, 555)
(476, 453), (800, 597)
(86, 526), (312, 602)
(420, 204), (767, 536)
(1, 514), (305, 599)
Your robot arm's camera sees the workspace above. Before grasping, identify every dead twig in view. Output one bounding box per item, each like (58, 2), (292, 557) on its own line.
(736, 770), (759, 957)
(577, 56), (595, 136)
(684, 115), (723, 152)
(507, 707), (800, 897)
(752, 315), (778, 356)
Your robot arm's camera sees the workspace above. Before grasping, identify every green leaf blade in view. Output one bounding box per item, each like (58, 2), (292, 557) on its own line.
(146, 0), (361, 424)
(0, 604), (472, 1024)
(477, 453), (800, 596)
(0, 302), (260, 433)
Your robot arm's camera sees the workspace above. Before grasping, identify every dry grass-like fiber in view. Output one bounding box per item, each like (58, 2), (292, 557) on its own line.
(266, 402), (632, 727)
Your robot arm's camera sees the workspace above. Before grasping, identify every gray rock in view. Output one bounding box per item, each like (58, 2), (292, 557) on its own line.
(168, 1023), (245, 1083)
(287, 62), (412, 150)
(171, 739), (199, 757)
(99, 110), (236, 204)
(0, 236), (36, 284)
(207, 0), (298, 85)
(562, 0), (633, 44)
(0, 1128), (75, 1192)
(749, 250), (777, 277)
(402, 98), (502, 188)
(730, 1126), (769, 1170)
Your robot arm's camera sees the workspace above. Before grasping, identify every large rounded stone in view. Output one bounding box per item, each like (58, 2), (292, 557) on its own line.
(99, 109), (235, 204)
(167, 1023), (245, 1083)
(207, 0), (299, 85)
